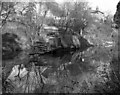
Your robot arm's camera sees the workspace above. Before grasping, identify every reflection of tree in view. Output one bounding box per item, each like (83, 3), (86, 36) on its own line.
(83, 46), (113, 63)
(4, 44), (119, 93)
(2, 1), (119, 94)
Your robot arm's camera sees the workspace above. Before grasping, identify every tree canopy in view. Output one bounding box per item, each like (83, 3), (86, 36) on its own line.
(114, 1), (120, 28)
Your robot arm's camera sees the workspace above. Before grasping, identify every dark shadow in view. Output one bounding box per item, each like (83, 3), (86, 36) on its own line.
(2, 33), (22, 60)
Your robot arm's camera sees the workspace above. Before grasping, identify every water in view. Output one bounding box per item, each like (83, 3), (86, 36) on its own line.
(3, 44), (119, 93)
(35, 46), (114, 77)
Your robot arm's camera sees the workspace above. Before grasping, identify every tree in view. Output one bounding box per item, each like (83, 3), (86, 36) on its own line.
(1, 2), (39, 44)
(0, 2), (17, 26)
(47, 1), (94, 36)
(114, 1), (120, 28)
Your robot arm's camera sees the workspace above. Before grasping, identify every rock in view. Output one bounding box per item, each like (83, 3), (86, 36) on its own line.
(72, 35), (80, 48)
(79, 36), (93, 48)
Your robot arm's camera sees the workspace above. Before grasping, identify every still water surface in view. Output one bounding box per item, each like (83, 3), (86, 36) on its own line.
(4, 44), (118, 93)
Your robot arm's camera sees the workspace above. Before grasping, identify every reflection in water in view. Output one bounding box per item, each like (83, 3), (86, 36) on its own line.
(4, 45), (119, 93)
(38, 46), (112, 79)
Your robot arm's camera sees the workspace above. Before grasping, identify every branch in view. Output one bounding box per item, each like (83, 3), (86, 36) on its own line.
(2, 10), (11, 26)
(1, 2), (17, 26)
(0, 2), (3, 15)
(37, 10), (48, 36)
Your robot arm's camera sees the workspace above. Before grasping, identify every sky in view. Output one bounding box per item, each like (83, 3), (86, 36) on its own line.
(3, 0), (119, 15)
(87, 0), (119, 15)
(55, 0), (119, 15)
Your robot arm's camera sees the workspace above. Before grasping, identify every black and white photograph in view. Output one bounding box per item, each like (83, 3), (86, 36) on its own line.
(0, 0), (120, 94)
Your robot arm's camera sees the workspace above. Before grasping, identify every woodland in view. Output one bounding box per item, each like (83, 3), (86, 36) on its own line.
(0, 0), (120, 93)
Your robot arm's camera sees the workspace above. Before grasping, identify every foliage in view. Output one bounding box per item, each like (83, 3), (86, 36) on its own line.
(48, 2), (94, 35)
(114, 1), (120, 28)
(2, 1), (119, 93)
(84, 16), (114, 46)
(1, 1), (94, 49)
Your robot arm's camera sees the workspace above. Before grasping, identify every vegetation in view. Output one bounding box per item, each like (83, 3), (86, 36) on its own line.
(1, 0), (120, 94)
(114, 1), (120, 28)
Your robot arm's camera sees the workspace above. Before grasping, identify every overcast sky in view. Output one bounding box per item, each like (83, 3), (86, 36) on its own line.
(88, 0), (119, 15)
(55, 0), (119, 15)
(4, 0), (119, 15)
